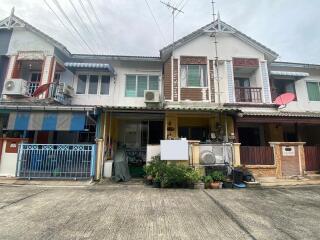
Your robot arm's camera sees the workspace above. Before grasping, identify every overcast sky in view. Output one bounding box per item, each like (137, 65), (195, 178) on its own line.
(0, 0), (319, 63)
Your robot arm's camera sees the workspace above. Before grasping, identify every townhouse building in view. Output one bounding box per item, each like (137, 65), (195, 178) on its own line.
(0, 12), (319, 180)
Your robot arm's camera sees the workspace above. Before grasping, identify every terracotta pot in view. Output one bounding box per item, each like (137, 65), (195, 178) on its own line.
(210, 182), (221, 189)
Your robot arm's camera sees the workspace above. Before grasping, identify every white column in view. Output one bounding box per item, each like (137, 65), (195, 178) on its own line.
(226, 60), (235, 103)
(40, 56), (54, 85)
(260, 60), (272, 104)
(5, 55), (17, 80)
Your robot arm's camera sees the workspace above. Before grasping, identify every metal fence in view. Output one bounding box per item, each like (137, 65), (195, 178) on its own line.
(16, 144), (96, 179)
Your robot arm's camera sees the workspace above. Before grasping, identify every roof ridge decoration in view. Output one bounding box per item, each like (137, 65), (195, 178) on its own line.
(0, 8), (25, 29)
(160, 18), (278, 61)
(0, 9), (71, 57)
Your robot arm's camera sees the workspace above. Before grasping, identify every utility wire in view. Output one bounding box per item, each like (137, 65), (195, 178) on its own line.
(85, 0), (108, 54)
(44, 0), (87, 52)
(68, 0), (100, 52)
(175, 0), (189, 17)
(52, 0), (95, 54)
(144, 0), (167, 44)
(78, 0), (105, 54)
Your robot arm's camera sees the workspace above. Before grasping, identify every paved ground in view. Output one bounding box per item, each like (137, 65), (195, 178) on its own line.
(0, 183), (319, 240)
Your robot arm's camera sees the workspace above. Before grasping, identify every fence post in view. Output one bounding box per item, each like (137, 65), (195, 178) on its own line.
(95, 139), (104, 180)
(15, 143), (23, 177)
(233, 143), (241, 166)
(90, 144), (97, 179)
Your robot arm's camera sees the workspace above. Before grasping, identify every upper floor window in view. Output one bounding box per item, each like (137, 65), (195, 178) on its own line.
(30, 72), (41, 82)
(76, 74), (110, 95)
(235, 78), (250, 87)
(307, 81), (320, 101)
(180, 65), (207, 87)
(125, 75), (159, 97)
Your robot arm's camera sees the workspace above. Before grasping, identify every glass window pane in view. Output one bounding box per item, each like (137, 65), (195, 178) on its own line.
(125, 75), (137, 97)
(307, 82), (320, 101)
(31, 72), (41, 82)
(149, 76), (159, 90)
(88, 75), (98, 94)
(137, 76), (148, 97)
(187, 65), (200, 87)
(100, 75), (110, 95)
(76, 75), (87, 94)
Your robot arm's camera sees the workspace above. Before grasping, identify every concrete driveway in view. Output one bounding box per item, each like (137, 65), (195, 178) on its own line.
(0, 184), (319, 240)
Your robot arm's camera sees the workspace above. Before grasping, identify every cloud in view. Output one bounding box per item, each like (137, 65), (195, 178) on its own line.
(0, 0), (319, 63)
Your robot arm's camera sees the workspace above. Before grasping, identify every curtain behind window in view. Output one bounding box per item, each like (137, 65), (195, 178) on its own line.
(125, 75), (137, 97)
(188, 65), (200, 87)
(180, 65), (187, 87)
(137, 76), (148, 97)
(149, 76), (159, 90)
(88, 75), (98, 94)
(307, 82), (320, 101)
(100, 75), (110, 95)
(76, 75), (87, 94)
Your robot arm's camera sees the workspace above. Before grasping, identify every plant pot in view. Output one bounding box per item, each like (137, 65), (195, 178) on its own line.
(194, 182), (205, 189)
(222, 181), (233, 189)
(210, 182), (221, 189)
(153, 181), (161, 188)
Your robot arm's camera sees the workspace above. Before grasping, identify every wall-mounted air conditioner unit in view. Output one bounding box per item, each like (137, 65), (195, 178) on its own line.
(2, 79), (28, 96)
(57, 83), (74, 97)
(144, 90), (160, 103)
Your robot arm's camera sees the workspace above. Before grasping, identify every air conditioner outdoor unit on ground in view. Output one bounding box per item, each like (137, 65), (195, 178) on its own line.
(144, 90), (160, 103)
(199, 144), (232, 166)
(57, 83), (74, 97)
(2, 79), (28, 96)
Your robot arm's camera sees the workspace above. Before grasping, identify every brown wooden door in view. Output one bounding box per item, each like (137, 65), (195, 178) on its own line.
(304, 146), (320, 171)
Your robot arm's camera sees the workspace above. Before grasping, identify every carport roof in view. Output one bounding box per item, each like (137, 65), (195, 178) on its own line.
(101, 105), (240, 113)
(242, 111), (320, 118)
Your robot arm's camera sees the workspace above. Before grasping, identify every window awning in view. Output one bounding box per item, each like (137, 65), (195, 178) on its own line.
(270, 71), (309, 78)
(64, 62), (115, 75)
(7, 112), (86, 131)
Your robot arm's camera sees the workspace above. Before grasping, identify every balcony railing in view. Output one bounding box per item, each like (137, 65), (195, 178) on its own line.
(27, 81), (40, 96)
(235, 87), (262, 103)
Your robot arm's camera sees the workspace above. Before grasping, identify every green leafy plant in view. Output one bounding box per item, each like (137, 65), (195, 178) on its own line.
(204, 175), (213, 184)
(210, 171), (226, 182)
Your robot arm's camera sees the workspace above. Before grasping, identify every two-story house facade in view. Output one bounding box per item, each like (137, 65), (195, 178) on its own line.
(0, 12), (319, 180)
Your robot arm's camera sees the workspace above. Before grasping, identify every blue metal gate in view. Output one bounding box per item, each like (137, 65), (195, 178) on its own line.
(16, 144), (96, 179)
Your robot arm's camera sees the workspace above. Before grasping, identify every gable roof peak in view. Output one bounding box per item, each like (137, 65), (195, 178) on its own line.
(160, 19), (278, 61)
(0, 13), (70, 57)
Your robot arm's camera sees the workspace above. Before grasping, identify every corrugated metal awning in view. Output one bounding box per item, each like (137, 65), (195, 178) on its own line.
(270, 71), (309, 78)
(64, 62), (115, 75)
(7, 112), (86, 131)
(242, 111), (320, 118)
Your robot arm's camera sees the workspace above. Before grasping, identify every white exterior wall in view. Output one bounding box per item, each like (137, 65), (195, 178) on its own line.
(271, 66), (320, 112)
(7, 28), (54, 55)
(71, 61), (162, 107)
(172, 33), (267, 104)
(0, 141), (18, 177)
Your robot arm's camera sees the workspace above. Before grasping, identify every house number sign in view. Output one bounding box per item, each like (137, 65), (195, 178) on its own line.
(282, 146), (295, 156)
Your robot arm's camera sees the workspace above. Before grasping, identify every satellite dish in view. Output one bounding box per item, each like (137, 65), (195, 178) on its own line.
(33, 83), (51, 97)
(273, 92), (296, 108)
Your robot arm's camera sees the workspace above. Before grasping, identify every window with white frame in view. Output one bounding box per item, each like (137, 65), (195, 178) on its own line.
(76, 74), (110, 95)
(180, 65), (207, 87)
(306, 81), (320, 101)
(125, 75), (159, 97)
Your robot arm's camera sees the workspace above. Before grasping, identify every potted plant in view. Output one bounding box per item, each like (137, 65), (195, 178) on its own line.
(185, 168), (201, 189)
(204, 175), (213, 189)
(152, 174), (161, 188)
(210, 171), (226, 189)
